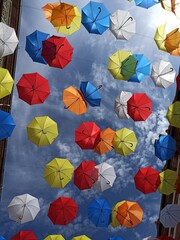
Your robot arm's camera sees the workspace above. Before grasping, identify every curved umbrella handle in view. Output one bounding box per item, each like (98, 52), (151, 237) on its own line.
(93, 7), (102, 23)
(118, 16), (134, 30)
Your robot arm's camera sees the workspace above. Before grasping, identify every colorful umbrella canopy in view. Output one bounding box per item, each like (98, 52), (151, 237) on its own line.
(154, 23), (167, 52)
(88, 198), (111, 227)
(111, 201), (126, 228)
(0, 110), (15, 140)
(0, 68), (14, 99)
(27, 116), (58, 146)
(48, 196), (78, 225)
(44, 235), (65, 240)
(114, 91), (132, 119)
(164, 28), (180, 52)
(134, 166), (161, 194)
(72, 236), (91, 240)
(166, 101), (180, 128)
(158, 169), (178, 195)
(127, 93), (152, 121)
(10, 231), (37, 240)
(134, 0), (159, 8)
(81, 1), (110, 35)
(42, 3), (60, 21)
(8, 193), (40, 224)
(41, 36), (73, 69)
(160, 204), (180, 227)
(113, 128), (138, 156)
(44, 158), (74, 188)
(74, 160), (98, 190)
(75, 122), (100, 149)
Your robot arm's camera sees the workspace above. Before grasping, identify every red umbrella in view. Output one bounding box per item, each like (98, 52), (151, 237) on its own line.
(48, 196), (78, 225)
(127, 93), (152, 121)
(75, 122), (100, 149)
(16, 72), (50, 105)
(11, 231), (37, 240)
(176, 70), (180, 91)
(74, 160), (98, 190)
(157, 237), (175, 240)
(41, 35), (73, 69)
(134, 166), (161, 194)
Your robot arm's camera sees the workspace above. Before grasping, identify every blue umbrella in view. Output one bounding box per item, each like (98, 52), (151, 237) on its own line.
(109, 238), (123, 240)
(25, 30), (50, 64)
(128, 54), (151, 83)
(0, 110), (15, 140)
(88, 198), (111, 227)
(154, 135), (176, 161)
(134, 0), (159, 9)
(80, 81), (102, 107)
(82, 1), (110, 34)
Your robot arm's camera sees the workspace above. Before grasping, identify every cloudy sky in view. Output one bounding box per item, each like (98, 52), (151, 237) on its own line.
(0, 0), (179, 239)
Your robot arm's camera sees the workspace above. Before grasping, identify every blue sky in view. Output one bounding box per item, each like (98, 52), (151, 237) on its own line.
(0, 0), (179, 239)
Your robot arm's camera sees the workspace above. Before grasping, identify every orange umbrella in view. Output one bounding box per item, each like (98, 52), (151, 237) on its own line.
(165, 28), (180, 52)
(42, 3), (60, 21)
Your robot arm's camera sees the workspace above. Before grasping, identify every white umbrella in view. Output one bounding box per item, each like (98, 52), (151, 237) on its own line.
(114, 91), (132, 119)
(110, 10), (136, 40)
(0, 22), (19, 57)
(160, 204), (180, 228)
(7, 193), (40, 224)
(151, 60), (176, 88)
(93, 162), (116, 192)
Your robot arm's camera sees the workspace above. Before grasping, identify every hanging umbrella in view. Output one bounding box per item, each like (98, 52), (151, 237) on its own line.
(134, 0), (159, 8)
(42, 3), (60, 21)
(109, 238), (123, 240)
(0, 110), (15, 140)
(48, 196), (78, 225)
(44, 235), (65, 240)
(160, 204), (180, 227)
(44, 158), (74, 188)
(16, 72), (50, 105)
(158, 169), (178, 195)
(113, 128), (138, 156)
(0, 68), (14, 99)
(41, 36), (73, 69)
(134, 166), (161, 194)
(154, 23), (168, 52)
(93, 162), (116, 192)
(27, 116), (58, 146)
(110, 10), (136, 40)
(114, 91), (132, 119)
(8, 193), (40, 224)
(166, 101), (180, 128)
(0, 22), (19, 57)
(111, 201), (126, 228)
(72, 236), (91, 240)
(10, 231), (37, 240)
(88, 198), (111, 227)
(81, 1), (110, 35)
(75, 122), (100, 149)
(164, 28), (180, 52)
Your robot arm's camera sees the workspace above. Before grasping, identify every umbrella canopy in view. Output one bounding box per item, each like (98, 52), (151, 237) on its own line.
(11, 231), (37, 240)
(25, 30), (50, 64)
(88, 198), (111, 227)
(48, 196), (78, 225)
(110, 10), (136, 40)
(0, 68), (14, 99)
(113, 128), (138, 156)
(164, 28), (180, 52)
(16, 72), (50, 105)
(75, 122), (100, 149)
(81, 1), (110, 35)
(111, 201), (126, 228)
(154, 23), (167, 52)
(127, 93), (152, 121)
(0, 110), (15, 140)
(158, 169), (178, 195)
(44, 235), (65, 240)
(134, 166), (161, 194)
(27, 116), (58, 146)
(44, 158), (74, 188)
(41, 35), (73, 69)
(160, 204), (180, 227)
(114, 91), (132, 119)
(0, 22), (19, 57)
(72, 236), (91, 240)
(134, 0), (159, 8)
(74, 160), (98, 190)
(93, 162), (116, 192)
(166, 101), (180, 128)
(8, 193), (40, 224)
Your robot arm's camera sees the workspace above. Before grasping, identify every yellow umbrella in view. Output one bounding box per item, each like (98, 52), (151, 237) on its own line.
(154, 23), (167, 52)
(72, 235), (91, 240)
(111, 200), (126, 228)
(158, 169), (178, 195)
(166, 101), (180, 128)
(27, 116), (58, 146)
(0, 68), (14, 99)
(44, 235), (65, 240)
(44, 158), (74, 188)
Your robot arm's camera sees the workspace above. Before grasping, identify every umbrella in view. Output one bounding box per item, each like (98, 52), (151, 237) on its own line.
(154, 23), (167, 52)
(0, 110), (15, 140)
(113, 128), (138, 156)
(11, 231), (37, 240)
(109, 238), (123, 240)
(41, 35), (73, 69)
(94, 128), (115, 154)
(25, 30), (50, 64)
(81, 1), (110, 35)
(88, 198), (111, 227)
(74, 160), (98, 190)
(48, 196), (78, 225)
(16, 72), (50, 105)
(42, 3), (60, 21)
(158, 169), (178, 195)
(44, 235), (65, 240)
(164, 28), (180, 52)
(134, 166), (161, 194)
(93, 162), (116, 192)
(8, 193), (40, 224)
(111, 201), (126, 228)
(127, 93), (152, 121)
(154, 135), (176, 161)
(27, 116), (58, 146)
(110, 10), (136, 40)
(166, 101), (180, 128)
(72, 236), (91, 240)
(0, 67), (14, 99)
(75, 122), (100, 149)
(134, 0), (159, 8)
(0, 22), (19, 57)
(160, 204), (180, 227)
(44, 158), (74, 188)
(151, 60), (176, 88)
(114, 91), (132, 119)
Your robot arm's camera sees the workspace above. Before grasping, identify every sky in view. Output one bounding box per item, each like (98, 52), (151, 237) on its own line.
(0, 0), (179, 239)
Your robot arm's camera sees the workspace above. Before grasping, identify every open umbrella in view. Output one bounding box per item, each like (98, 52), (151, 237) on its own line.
(160, 204), (180, 227)
(111, 201), (126, 228)
(154, 23), (167, 52)
(0, 68), (14, 99)
(166, 101), (180, 128)
(114, 91), (132, 119)
(164, 28), (180, 52)
(0, 110), (15, 140)
(134, 0), (159, 8)
(44, 235), (65, 240)
(158, 169), (178, 195)
(72, 236), (91, 240)
(11, 231), (37, 240)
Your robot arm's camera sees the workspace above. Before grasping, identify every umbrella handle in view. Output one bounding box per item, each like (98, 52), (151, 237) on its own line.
(64, 97), (80, 109)
(118, 16), (134, 30)
(84, 84), (102, 98)
(66, 25), (71, 29)
(93, 7), (102, 23)
(158, 67), (174, 77)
